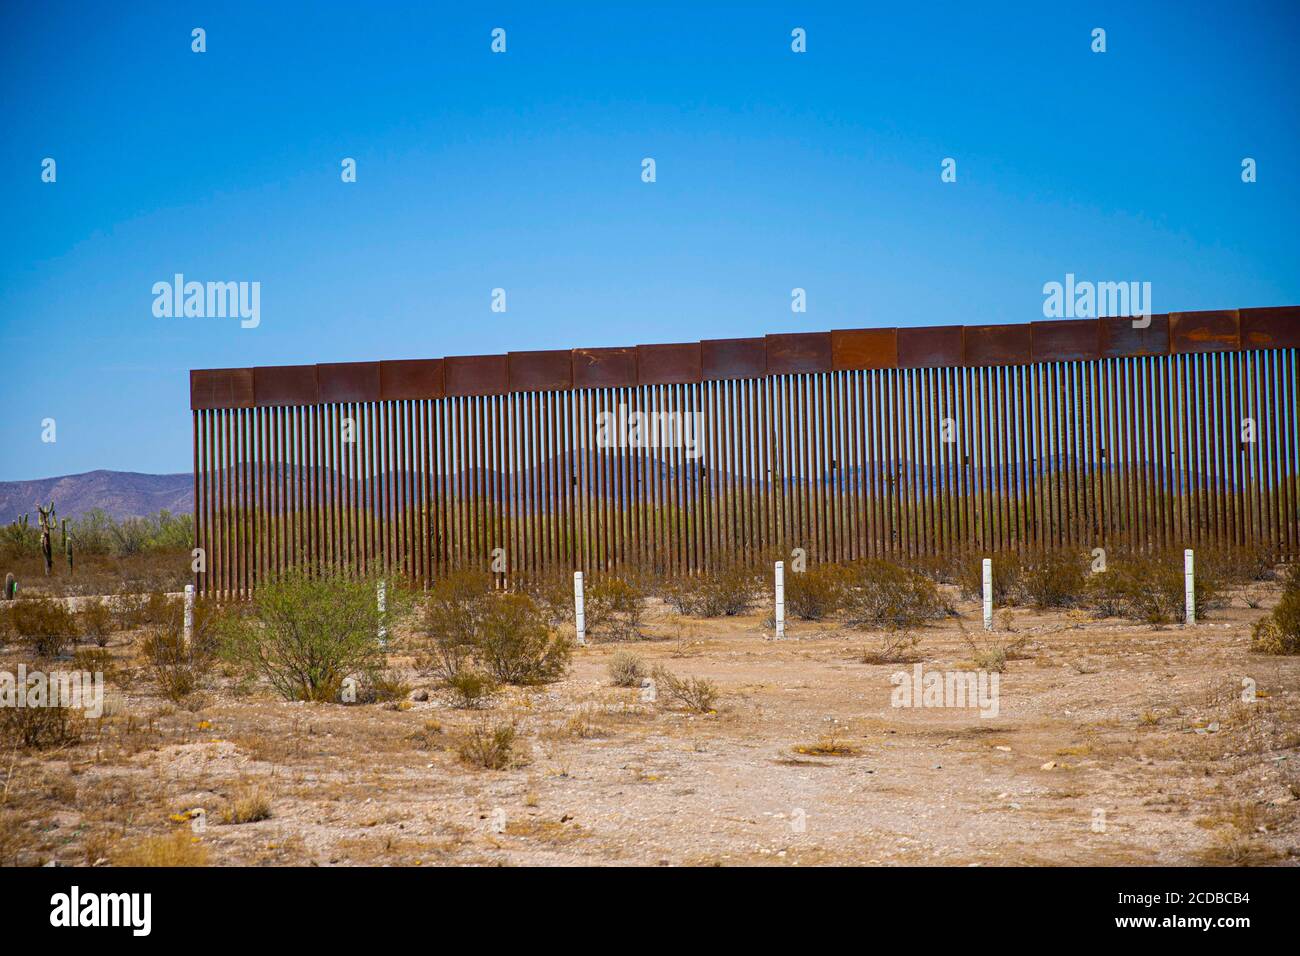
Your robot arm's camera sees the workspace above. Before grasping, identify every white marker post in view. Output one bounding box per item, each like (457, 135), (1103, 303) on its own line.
(1184, 549), (1195, 626)
(774, 561), (786, 640)
(982, 558), (993, 631)
(377, 579), (387, 647)
(574, 571), (586, 646)
(183, 584), (194, 643)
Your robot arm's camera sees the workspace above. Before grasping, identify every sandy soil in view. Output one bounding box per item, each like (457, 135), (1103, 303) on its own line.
(3, 582), (1298, 867)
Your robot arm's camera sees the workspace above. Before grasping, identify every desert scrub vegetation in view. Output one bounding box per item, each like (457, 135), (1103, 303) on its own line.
(1, 508), (193, 562)
(414, 573), (571, 686)
(447, 669), (497, 708)
(77, 598), (113, 647)
(784, 564), (850, 620)
(221, 784), (272, 824)
(218, 569), (398, 702)
(584, 575), (646, 641)
(476, 593), (572, 685)
(1018, 550), (1088, 609)
(959, 552), (1022, 605)
(414, 569), (492, 682)
(1251, 566), (1300, 655)
(607, 650), (646, 687)
(139, 598), (227, 702)
(456, 720), (518, 770)
(843, 560), (944, 629)
(662, 567), (758, 617)
(6, 596), (78, 658)
(0, 694), (84, 750)
(1084, 551), (1216, 624)
(651, 665), (718, 713)
(860, 628), (922, 664)
(110, 830), (209, 867)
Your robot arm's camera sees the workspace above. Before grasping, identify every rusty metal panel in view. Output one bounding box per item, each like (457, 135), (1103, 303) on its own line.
(637, 342), (702, 385)
(317, 361), (380, 403)
(1099, 314), (1170, 357)
(380, 358), (444, 400)
(965, 324), (1032, 366)
(831, 328), (898, 370)
(1031, 319), (1100, 363)
(254, 365), (319, 407)
(190, 368), (254, 409)
(509, 350), (573, 391)
(897, 325), (963, 368)
(701, 337), (766, 379)
(573, 347), (636, 388)
(1240, 307), (1300, 350)
(445, 354), (508, 396)
(1170, 310), (1240, 354)
(766, 332), (832, 375)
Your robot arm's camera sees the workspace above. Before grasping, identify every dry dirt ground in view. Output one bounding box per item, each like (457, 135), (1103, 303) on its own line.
(3, 582), (1298, 867)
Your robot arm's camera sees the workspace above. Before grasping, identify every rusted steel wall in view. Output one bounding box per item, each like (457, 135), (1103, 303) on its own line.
(191, 308), (1300, 595)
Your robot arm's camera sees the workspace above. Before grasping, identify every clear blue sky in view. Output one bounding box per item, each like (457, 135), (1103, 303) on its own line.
(2, 1), (1297, 480)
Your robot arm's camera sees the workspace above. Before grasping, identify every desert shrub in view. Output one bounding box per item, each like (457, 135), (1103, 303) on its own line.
(1200, 545), (1276, 586)
(138, 598), (228, 702)
(447, 669), (496, 708)
(1251, 570), (1300, 655)
(784, 564), (850, 620)
(221, 785), (272, 825)
(843, 560), (944, 629)
(1084, 552), (1214, 624)
(413, 570), (493, 681)
(78, 599), (114, 647)
(651, 665), (718, 713)
(585, 576), (645, 641)
(0, 697), (83, 750)
(140, 622), (213, 702)
(860, 629), (921, 664)
(521, 574), (575, 630)
(959, 552), (1022, 604)
(110, 830), (208, 867)
(662, 567), (758, 617)
(353, 669), (411, 704)
(963, 633), (1031, 673)
(72, 647), (116, 683)
(218, 570), (392, 702)
(1019, 551), (1087, 609)
(111, 590), (177, 631)
(457, 720), (517, 770)
(475, 593), (571, 685)
(607, 650), (646, 687)
(8, 596), (78, 657)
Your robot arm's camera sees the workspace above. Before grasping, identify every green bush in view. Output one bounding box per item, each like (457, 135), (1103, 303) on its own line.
(78, 599), (114, 647)
(218, 570), (393, 702)
(475, 593), (571, 685)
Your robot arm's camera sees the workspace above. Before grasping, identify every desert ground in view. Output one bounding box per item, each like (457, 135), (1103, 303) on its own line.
(2, 575), (1297, 868)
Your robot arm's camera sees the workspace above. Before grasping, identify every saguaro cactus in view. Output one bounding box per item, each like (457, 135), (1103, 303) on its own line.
(65, 534), (74, 574)
(36, 501), (56, 575)
(3, 573), (15, 600)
